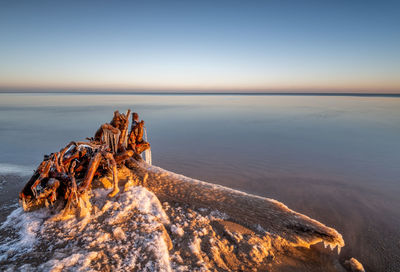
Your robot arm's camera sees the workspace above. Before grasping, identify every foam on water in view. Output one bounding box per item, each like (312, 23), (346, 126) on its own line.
(0, 163), (34, 176)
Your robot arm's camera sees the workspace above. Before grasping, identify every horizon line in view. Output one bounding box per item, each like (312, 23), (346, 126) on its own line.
(1, 90), (399, 97)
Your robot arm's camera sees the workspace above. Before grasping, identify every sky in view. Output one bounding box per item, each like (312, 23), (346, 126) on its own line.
(0, 0), (399, 93)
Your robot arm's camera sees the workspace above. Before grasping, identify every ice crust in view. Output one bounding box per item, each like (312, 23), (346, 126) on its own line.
(0, 186), (172, 271)
(0, 164), (356, 271)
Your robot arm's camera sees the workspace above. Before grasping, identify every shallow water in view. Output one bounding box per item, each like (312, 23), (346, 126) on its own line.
(0, 93), (399, 271)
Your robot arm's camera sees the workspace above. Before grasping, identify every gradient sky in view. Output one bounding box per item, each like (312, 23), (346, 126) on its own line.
(0, 0), (399, 92)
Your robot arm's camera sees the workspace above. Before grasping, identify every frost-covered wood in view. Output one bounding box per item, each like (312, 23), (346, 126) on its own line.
(14, 109), (362, 271)
(19, 109), (148, 214)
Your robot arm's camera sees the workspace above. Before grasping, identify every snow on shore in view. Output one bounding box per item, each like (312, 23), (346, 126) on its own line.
(0, 186), (173, 271)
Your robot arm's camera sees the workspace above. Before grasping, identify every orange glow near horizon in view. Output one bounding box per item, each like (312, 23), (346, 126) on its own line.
(1, 80), (399, 93)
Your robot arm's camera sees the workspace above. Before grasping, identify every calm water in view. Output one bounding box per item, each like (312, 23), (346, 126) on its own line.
(0, 93), (399, 271)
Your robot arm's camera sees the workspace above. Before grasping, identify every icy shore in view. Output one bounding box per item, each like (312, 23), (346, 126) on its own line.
(0, 162), (364, 271)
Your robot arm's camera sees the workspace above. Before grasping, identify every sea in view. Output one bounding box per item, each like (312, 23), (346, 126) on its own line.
(0, 92), (399, 271)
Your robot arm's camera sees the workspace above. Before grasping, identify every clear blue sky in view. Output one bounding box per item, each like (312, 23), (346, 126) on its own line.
(0, 0), (399, 92)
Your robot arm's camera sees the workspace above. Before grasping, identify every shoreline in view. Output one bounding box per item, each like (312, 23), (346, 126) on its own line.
(1, 162), (364, 271)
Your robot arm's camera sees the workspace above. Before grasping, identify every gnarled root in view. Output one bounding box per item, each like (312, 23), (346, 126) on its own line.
(20, 109), (139, 217)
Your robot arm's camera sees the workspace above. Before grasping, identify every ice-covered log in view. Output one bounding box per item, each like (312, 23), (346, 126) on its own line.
(126, 160), (344, 252)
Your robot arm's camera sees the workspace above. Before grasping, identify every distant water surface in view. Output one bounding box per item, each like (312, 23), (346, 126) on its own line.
(0, 93), (399, 271)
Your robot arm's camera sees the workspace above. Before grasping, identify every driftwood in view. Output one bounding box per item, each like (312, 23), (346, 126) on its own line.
(120, 161), (345, 253)
(16, 109), (355, 270)
(19, 109), (148, 213)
